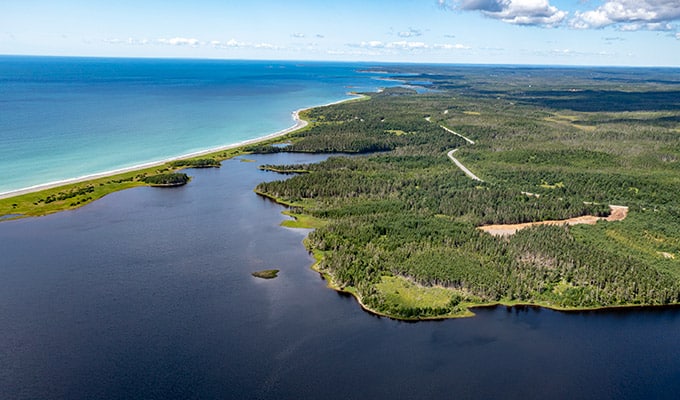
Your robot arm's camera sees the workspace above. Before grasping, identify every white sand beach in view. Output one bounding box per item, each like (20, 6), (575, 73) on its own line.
(0, 95), (362, 200)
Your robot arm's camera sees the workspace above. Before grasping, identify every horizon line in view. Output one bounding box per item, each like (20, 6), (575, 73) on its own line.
(1, 53), (679, 69)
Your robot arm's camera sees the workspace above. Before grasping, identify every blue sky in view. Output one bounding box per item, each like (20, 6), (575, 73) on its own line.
(2, 0), (679, 66)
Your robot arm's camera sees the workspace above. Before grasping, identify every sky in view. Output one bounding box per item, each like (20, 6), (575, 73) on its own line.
(1, 0), (679, 66)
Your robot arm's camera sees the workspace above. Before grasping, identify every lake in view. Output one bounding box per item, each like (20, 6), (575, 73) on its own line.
(1, 153), (679, 399)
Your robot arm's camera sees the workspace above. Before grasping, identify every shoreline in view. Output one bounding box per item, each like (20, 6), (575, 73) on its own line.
(0, 94), (363, 201)
(314, 264), (680, 320)
(283, 204), (671, 321)
(278, 195), (671, 321)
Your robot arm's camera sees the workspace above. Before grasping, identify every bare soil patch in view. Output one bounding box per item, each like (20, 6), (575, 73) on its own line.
(479, 205), (628, 237)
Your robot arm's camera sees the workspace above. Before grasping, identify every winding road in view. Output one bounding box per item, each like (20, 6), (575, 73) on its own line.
(440, 125), (475, 145)
(437, 123), (482, 181)
(431, 119), (628, 234)
(446, 149), (483, 182)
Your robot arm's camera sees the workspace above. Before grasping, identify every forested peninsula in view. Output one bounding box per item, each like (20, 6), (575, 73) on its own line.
(254, 66), (680, 319)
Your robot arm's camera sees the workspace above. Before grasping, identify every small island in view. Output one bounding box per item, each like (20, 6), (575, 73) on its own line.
(142, 173), (191, 187)
(251, 269), (280, 279)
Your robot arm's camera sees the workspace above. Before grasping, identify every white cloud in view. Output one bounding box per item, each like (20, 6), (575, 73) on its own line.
(443, 0), (680, 34)
(433, 43), (472, 49)
(291, 33), (306, 38)
(531, 47), (616, 58)
(104, 36), (278, 51)
(211, 39), (277, 49)
(387, 40), (428, 49)
(570, 10), (610, 29)
(104, 38), (125, 45)
(158, 37), (200, 46)
(327, 48), (384, 57)
(552, 48), (572, 55)
(104, 37), (150, 46)
(398, 28), (423, 38)
(349, 40), (471, 52)
(228, 39), (247, 47)
(354, 40), (385, 48)
(446, 0), (568, 27)
(570, 0), (680, 30)
(676, 32), (680, 39)
(618, 22), (673, 31)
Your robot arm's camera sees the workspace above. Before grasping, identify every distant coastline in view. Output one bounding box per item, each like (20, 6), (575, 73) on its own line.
(0, 94), (363, 201)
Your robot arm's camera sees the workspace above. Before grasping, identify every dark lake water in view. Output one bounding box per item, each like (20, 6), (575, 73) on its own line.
(1, 153), (680, 399)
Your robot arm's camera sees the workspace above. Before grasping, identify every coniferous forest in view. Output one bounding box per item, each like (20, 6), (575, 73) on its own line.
(255, 66), (680, 319)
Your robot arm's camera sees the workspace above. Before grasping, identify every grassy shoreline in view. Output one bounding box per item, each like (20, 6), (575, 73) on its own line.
(0, 93), (372, 220)
(0, 147), (250, 220)
(312, 256), (680, 320)
(280, 202), (677, 321)
(0, 95), (371, 221)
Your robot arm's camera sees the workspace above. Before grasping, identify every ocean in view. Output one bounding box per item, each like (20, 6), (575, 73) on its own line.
(0, 56), (393, 195)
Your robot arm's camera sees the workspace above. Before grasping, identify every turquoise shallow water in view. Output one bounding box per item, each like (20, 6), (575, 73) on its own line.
(0, 56), (392, 194)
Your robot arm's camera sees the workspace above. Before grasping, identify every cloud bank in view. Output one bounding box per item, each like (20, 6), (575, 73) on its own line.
(350, 40), (470, 51)
(158, 37), (200, 46)
(440, 0), (680, 31)
(105, 36), (277, 50)
(441, 0), (567, 27)
(210, 39), (277, 49)
(397, 28), (423, 38)
(570, 0), (680, 30)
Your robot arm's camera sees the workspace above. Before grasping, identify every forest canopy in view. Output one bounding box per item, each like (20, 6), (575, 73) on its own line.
(255, 66), (680, 320)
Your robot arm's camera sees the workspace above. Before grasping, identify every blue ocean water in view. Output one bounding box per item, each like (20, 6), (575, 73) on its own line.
(0, 56), (393, 194)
